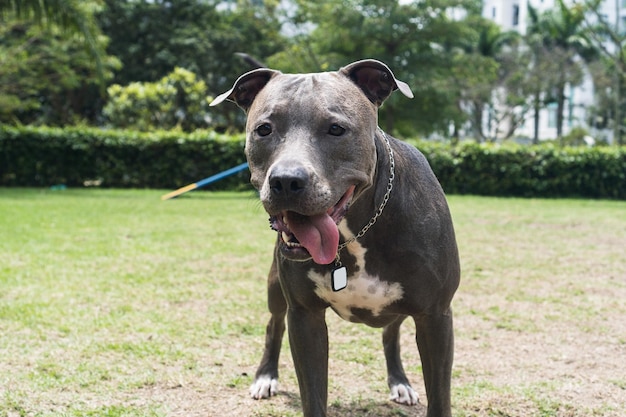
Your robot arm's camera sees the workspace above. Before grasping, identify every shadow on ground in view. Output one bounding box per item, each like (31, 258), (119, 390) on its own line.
(279, 390), (427, 417)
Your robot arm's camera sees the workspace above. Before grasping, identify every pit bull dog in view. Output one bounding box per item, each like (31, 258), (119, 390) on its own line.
(210, 59), (460, 417)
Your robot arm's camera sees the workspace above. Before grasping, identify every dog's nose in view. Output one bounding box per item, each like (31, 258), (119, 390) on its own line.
(269, 165), (309, 196)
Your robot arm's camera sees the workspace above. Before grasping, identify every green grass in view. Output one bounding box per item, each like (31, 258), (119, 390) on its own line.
(0, 188), (625, 417)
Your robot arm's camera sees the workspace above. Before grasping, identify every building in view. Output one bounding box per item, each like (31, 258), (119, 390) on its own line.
(481, 0), (621, 142)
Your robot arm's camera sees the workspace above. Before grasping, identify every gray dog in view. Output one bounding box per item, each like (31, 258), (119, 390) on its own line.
(211, 59), (460, 417)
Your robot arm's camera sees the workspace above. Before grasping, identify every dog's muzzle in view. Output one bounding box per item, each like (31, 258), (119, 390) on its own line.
(268, 185), (355, 264)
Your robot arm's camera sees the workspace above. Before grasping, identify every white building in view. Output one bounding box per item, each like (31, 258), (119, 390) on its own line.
(481, 0), (621, 142)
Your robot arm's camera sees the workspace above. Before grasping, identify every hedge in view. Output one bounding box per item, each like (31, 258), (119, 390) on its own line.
(1, 125), (625, 199)
(412, 140), (626, 199)
(0, 125), (248, 190)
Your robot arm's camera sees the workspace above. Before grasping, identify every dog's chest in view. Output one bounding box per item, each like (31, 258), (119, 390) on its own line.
(307, 241), (404, 322)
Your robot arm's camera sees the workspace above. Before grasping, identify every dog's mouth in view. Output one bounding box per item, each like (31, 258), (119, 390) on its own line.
(269, 185), (356, 265)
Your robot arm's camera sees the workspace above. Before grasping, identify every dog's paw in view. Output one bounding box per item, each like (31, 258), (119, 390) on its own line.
(389, 383), (419, 405)
(249, 375), (278, 400)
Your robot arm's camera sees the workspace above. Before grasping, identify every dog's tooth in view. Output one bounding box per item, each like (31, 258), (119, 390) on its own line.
(282, 232), (290, 242)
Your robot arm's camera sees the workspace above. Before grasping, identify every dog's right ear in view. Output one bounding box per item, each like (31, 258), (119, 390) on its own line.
(210, 69), (280, 111)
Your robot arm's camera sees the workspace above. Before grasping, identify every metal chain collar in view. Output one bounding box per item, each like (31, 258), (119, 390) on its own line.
(335, 127), (395, 261)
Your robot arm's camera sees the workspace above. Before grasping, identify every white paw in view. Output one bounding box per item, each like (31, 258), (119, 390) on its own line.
(249, 375), (278, 400)
(389, 383), (419, 405)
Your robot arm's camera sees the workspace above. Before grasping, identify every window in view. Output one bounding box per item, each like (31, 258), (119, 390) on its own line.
(513, 4), (519, 26)
(492, 6), (496, 18)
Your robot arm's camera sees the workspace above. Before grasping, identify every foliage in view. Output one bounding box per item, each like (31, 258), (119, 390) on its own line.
(580, 0), (626, 145)
(0, 0), (287, 128)
(103, 67), (212, 132)
(2, 0), (626, 143)
(415, 140), (626, 198)
(0, 17), (119, 125)
(561, 126), (592, 146)
(98, 0), (287, 130)
(0, 125), (247, 190)
(266, 0), (486, 136)
(0, 0), (108, 84)
(2, 125), (624, 199)
(527, 0), (596, 139)
(452, 18), (520, 142)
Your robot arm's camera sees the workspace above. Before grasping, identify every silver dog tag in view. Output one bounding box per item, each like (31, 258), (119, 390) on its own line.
(331, 267), (347, 291)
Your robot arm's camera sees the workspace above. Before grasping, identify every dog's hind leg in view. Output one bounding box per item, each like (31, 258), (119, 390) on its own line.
(250, 257), (287, 399)
(383, 315), (419, 405)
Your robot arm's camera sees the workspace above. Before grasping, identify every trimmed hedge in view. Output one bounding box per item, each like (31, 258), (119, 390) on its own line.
(1, 125), (625, 199)
(0, 125), (248, 190)
(413, 141), (626, 199)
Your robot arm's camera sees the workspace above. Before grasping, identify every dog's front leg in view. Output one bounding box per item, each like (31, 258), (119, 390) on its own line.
(250, 258), (287, 399)
(287, 306), (329, 417)
(414, 310), (455, 417)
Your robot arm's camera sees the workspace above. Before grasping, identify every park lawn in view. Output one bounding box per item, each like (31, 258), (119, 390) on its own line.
(0, 188), (624, 417)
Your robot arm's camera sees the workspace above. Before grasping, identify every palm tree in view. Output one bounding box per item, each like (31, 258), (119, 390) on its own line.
(580, 0), (625, 145)
(527, 0), (596, 142)
(458, 19), (520, 141)
(0, 0), (106, 86)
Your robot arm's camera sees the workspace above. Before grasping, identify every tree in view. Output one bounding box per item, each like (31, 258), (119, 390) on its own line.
(581, 0), (626, 145)
(521, 32), (564, 144)
(98, 0), (287, 130)
(0, 17), (119, 125)
(0, 0), (109, 85)
(452, 18), (520, 142)
(527, 0), (596, 142)
(267, 0), (485, 136)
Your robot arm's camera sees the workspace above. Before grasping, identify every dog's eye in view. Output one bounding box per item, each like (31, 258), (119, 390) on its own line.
(256, 123), (272, 137)
(328, 124), (345, 136)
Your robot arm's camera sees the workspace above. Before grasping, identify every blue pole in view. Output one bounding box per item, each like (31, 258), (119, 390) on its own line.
(161, 162), (249, 200)
(195, 162), (249, 188)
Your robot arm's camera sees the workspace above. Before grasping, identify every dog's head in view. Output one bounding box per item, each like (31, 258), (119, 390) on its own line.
(211, 60), (412, 264)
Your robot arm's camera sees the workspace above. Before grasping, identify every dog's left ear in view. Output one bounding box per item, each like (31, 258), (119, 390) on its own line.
(210, 68), (280, 111)
(340, 59), (413, 106)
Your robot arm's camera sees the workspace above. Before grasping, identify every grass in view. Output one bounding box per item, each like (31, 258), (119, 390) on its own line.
(0, 188), (625, 417)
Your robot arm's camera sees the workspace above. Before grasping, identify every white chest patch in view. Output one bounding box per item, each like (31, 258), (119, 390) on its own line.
(307, 223), (404, 321)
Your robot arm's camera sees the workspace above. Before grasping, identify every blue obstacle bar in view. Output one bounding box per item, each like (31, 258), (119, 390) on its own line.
(161, 162), (249, 200)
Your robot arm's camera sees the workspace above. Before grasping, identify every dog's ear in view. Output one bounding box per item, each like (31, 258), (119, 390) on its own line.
(210, 68), (280, 111)
(340, 59), (413, 106)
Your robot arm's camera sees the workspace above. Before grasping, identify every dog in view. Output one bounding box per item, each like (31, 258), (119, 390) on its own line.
(210, 59), (460, 417)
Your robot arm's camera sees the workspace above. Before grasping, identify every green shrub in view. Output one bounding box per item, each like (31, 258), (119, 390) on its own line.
(0, 125), (248, 190)
(560, 126), (591, 146)
(415, 141), (626, 199)
(103, 68), (212, 132)
(1, 125), (625, 199)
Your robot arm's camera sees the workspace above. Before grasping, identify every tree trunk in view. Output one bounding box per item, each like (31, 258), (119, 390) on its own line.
(452, 122), (460, 145)
(556, 79), (566, 145)
(614, 70), (621, 145)
(473, 102), (485, 142)
(614, 0), (622, 145)
(533, 91), (541, 145)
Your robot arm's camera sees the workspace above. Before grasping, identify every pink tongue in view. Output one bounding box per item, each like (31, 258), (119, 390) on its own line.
(286, 211), (339, 265)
